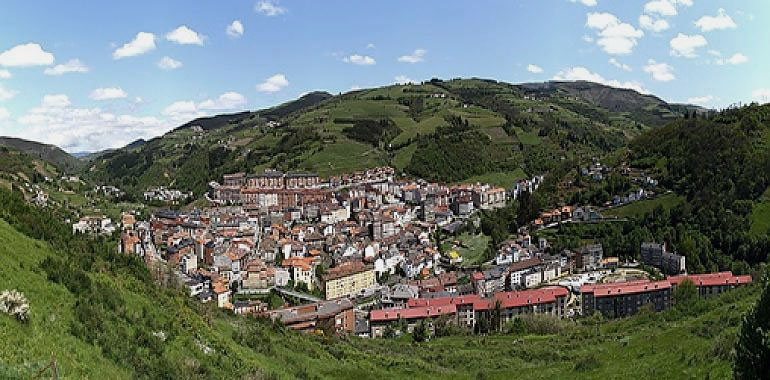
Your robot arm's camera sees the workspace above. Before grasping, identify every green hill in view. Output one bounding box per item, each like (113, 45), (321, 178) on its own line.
(0, 137), (81, 173)
(84, 79), (685, 196)
(0, 187), (765, 379)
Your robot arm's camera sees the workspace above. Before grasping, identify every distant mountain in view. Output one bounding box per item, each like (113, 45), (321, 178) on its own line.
(0, 137), (81, 172)
(85, 78), (687, 195)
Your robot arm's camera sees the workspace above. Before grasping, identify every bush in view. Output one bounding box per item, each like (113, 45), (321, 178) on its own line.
(0, 289), (30, 323)
(573, 354), (601, 372)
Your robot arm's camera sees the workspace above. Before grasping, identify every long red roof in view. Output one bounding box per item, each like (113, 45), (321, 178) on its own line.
(668, 271), (752, 287)
(370, 304), (457, 322)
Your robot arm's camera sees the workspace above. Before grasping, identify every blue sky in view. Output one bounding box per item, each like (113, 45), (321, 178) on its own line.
(0, 0), (767, 152)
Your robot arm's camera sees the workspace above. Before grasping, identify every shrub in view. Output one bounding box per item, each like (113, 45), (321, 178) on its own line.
(0, 289), (30, 323)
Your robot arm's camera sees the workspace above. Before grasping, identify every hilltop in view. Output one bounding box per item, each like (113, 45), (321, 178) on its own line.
(0, 187), (763, 379)
(84, 79), (688, 196)
(0, 137), (81, 173)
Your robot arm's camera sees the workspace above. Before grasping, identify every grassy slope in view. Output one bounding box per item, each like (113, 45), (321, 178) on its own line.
(0, 217), (760, 378)
(604, 192), (684, 219)
(0, 219), (130, 378)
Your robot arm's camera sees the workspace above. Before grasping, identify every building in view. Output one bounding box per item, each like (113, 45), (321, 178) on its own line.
(324, 261), (377, 299)
(268, 298), (355, 334)
(668, 272), (752, 297)
(581, 280), (671, 318)
(641, 242), (686, 275)
(582, 271), (751, 318)
(575, 244), (603, 271)
(370, 287), (569, 337)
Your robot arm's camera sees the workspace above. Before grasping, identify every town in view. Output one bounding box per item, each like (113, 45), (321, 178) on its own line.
(106, 166), (751, 338)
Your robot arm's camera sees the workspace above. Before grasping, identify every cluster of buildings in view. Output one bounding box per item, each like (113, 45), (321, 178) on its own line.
(72, 215), (116, 235)
(143, 187), (193, 203)
(121, 166), (513, 315)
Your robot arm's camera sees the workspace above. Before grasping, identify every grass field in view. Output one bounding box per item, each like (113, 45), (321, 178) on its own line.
(749, 187), (770, 237)
(464, 168), (527, 189)
(442, 232), (491, 266)
(604, 192), (684, 219)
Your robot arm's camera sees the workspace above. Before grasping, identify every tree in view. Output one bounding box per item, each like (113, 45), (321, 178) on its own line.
(734, 276), (770, 379)
(412, 320), (429, 343)
(672, 278), (698, 307)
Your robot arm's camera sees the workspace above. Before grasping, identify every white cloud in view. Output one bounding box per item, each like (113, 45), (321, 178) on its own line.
(166, 25), (204, 45)
(397, 49), (426, 64)
(0, 84), (17, 101)
(582, 35), (594, 43)
(0, 107), (8, 121)
(15, 95), (171, 151)
(343, 54), (376, 65)
(639, 14), (670, 32)
(41, 94), (70, 108)
(0, 70), (10, 79)
(527, 64), (544, 74)
(157, 56), (182, 70)
(687, 95), (714, 105)
(163, 101), (200, 117)
(753, 88), (770, 104)
(586, 12), (644, 55)
(695, 8), (737, 32)
(43, 59), (89, 75)
(643, 59), (675, 81)
(669, 33), (707, 58)
(227, 20), (244, 38)
(256, 1), (286, 16)
(715, 53), (748, 66)
(198, 92), (247, 110)
(0, 43), (55, 67)
(113, 32), (156, 59)
(256, 74), (289, 92)
(608, 58), (632, 71)
(569, 0), (597, 6)
(394, 75), (417, 85)
(161, 92), (247, 122)
(707, 49), (721, 56)
(90, 87), (128, 101)
(366, 43), (376, 49)
(552, 66), (648, 93)
(644, 0), (677, 16)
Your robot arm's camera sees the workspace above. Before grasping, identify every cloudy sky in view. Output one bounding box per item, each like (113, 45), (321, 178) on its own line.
(0, 1), (767, 152)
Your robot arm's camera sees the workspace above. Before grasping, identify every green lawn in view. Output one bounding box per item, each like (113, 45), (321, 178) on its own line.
(605, 192), (684, 219)
(464, 168), (527, 189)
(441, 232), (491, 266)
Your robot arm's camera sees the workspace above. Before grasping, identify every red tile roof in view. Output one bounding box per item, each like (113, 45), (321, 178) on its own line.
(668, 271), (752, 287)
(370, 304), (458, 322)
(585, 280), (671, 298)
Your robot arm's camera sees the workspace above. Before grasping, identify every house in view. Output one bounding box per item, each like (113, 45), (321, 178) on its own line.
(268, 298), (355, 334)
(212, 281), (232, 309)
(241, 260), (276, 294)
(324, 261), (377, 300)
(282, 257), (317, 291)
